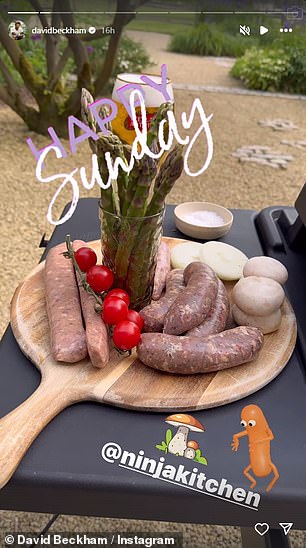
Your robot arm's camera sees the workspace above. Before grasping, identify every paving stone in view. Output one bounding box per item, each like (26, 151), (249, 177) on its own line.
(258, 119), (298, 131)
(232, 145), (294, 168)
(281, 140), (306, 149)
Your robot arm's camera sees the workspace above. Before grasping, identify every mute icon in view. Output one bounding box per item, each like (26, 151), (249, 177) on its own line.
(279, 523), (293, 535)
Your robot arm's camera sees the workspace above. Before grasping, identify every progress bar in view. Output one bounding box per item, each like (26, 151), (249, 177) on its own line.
(7, 10), (302, 15)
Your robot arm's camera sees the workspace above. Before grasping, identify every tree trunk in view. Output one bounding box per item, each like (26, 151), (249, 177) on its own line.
(25, 109), (69, 138)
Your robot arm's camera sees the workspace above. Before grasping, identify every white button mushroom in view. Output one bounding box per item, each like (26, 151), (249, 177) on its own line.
(184, 447), (196, 459)
(232, 304), (282, 334)
(243, 256), (288, 285)
(232, 276), (285, 316)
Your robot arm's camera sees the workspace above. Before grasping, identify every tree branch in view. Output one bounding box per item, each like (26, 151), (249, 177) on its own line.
(93, 0), (140, 96)
(94, 24), (123, 96)
(0, 56), (20, 93)
(29, 0), (49, 28)
(0, 15), (22, 68)
(60, 5), (91, 85)
(59, 0), (93, 114)
(0, 81), (39, 130)
(0, 84), (14, 108)
(29, 0), (60, 79)
(51, 1), (62, 29)
(0, 13), (45, 99)
(82, 29), (115, 42)
(48, 45), (72, 90)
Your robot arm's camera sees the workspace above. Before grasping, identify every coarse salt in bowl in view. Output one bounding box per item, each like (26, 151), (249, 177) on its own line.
(174, 202), (233, 240)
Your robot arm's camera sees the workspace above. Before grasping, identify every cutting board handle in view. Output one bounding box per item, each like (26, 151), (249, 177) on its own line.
(0, 374), (78, 490)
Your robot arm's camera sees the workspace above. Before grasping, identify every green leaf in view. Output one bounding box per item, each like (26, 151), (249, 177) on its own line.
(166, 428), (173, 445)
(155, 444), (165, 451)
(197, 456), (208, 465)
(195, 449), (202, 459)
(161, 441), (167, 450)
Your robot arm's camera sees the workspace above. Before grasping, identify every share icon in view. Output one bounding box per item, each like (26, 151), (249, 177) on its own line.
(279, 523), (293, 535)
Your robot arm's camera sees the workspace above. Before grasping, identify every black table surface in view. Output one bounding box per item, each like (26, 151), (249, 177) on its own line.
(0, 199), (306, 530)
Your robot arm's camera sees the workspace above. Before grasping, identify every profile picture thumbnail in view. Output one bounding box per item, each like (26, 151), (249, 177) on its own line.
(8, 20), (26, 40)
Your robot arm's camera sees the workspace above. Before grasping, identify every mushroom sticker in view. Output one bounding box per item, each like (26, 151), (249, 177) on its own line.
(156, 414), (207, 465)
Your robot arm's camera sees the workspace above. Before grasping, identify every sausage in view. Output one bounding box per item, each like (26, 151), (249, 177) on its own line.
(225, 305), (237, 330)
(140, 269), (185, 332)
(44, 242), (87, 363)
(163, 262), (218, 335)
(73, 241), (110, 368)
(152, 241), (171, 300)
(186, 279), (230, 338)
(137, 326), (264, 374)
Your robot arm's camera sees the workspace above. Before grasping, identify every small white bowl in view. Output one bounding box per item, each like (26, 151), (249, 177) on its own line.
(174, 202), (233, 240)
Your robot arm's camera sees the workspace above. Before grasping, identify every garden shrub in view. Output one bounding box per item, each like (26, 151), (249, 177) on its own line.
(285, 46), (306, 94)
(231, 47), (291, 92)
(231, 42), (306, 94)
(169, 23), (247, 58)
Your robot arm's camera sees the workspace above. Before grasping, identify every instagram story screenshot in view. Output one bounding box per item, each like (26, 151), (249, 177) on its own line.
(0, 1), (306, 547)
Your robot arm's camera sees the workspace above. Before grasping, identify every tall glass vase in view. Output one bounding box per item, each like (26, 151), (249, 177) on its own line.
(99, 205), (164, 310)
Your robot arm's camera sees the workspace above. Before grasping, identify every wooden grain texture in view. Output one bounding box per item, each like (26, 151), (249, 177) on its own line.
(0, 237), (296, 490)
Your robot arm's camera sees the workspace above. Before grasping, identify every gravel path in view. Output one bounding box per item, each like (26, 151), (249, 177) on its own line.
(1, 31), (306, 546)
(128, 30), (240, 88)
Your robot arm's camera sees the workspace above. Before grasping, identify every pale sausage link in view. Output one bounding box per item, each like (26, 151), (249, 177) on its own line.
(45, 242), (87, 363)
(73, 240), (110, 369)
(152, 241), (171, 300)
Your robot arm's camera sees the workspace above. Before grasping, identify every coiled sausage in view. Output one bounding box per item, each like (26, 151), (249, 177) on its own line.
(140, 269), (184, 332)
(186, 279), (229, 338)
(163, 262), (218, 335)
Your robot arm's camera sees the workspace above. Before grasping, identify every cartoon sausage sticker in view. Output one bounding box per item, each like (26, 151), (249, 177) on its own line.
(231, 404), (279, 492)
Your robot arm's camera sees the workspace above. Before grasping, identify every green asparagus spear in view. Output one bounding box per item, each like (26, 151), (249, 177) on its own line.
(81, 89), (115, 213)
(99, 104), (113, 133)
(125, 143), (158, 218)
(81, 88), (98, 154)
(147, 102), (173, 148)
(113, 149), (159, 283)
(96, 132), (130, 215)
(147, 145), (184, 216)
(126, 213), (163, 309)
(81, 88), (96, 130)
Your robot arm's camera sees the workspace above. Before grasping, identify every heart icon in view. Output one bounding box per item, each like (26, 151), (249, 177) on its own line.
(255, 523), (269, 536)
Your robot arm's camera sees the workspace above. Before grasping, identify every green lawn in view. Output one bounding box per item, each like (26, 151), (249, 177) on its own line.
(126, 18), (190, 35)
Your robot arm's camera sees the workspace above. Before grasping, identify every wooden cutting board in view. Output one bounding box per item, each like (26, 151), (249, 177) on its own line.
(0, 237), (296, 490)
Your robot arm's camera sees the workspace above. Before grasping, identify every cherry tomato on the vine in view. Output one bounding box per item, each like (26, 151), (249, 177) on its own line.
(105, 288), (130, 306)
(113, 320), (141, 351)
(86, 265), (114, 293)
(126, 310), (144, 331)
(102, 297), (128, 325)
(74, 247), (97, 272)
